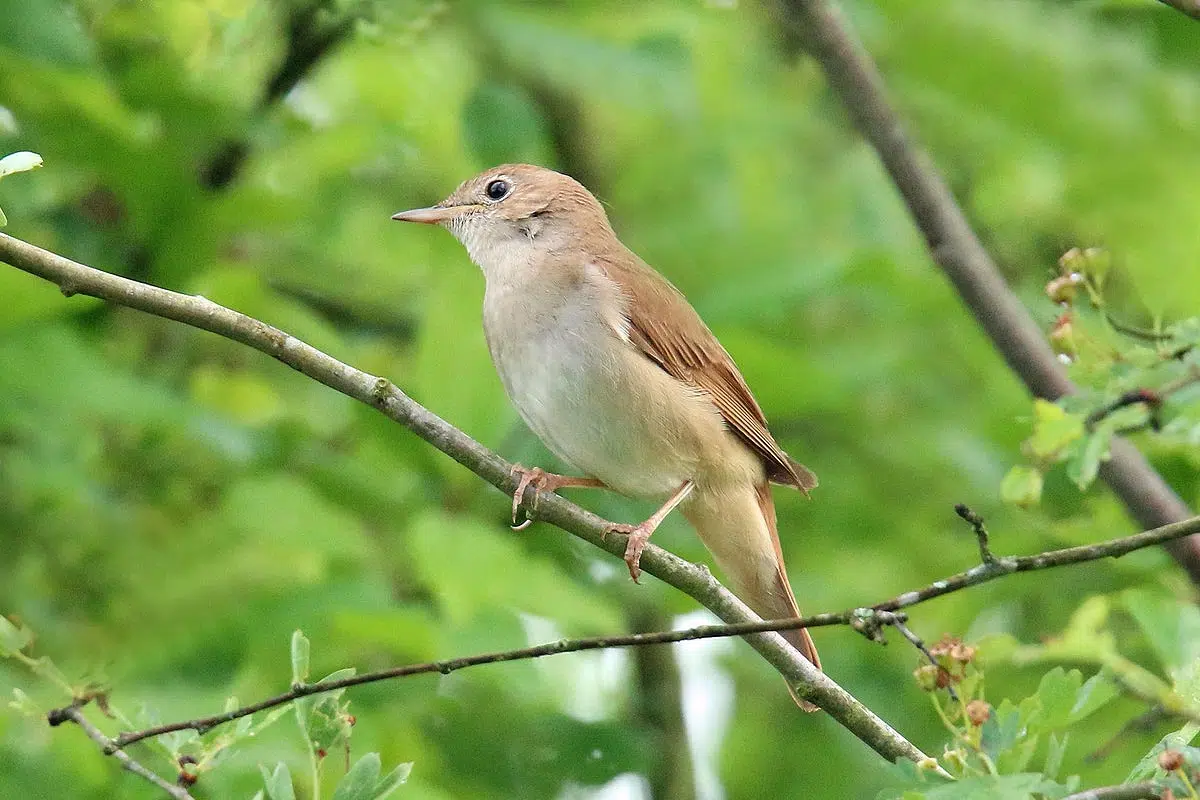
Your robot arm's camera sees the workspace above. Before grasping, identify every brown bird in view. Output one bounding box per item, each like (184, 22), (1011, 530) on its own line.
(393, 164), (821, 702)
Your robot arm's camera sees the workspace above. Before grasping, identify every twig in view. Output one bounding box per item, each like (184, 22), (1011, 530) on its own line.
(0, 232), (926, 765)
(77, 510), (1200, 750)
(954, 504), (995, 565)
(1060, 782), (1163, 800)
(50, 705), (195, 800)
(776, 0), (1200, 581)
(1085, 368), (1200, 430)
(888, 619), (959, 703)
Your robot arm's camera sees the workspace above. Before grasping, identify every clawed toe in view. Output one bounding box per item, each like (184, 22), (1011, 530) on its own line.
(607, 522), (653, 583)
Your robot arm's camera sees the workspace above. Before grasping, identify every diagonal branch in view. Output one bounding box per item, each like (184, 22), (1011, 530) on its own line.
(50, 706), (195, 800)
(53, 506), (1200, 753)
(776, 0), (1200, 581)
(0, 231), (925, 765)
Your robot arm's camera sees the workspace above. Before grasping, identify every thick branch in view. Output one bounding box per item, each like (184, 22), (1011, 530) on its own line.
(777, 0), (1200, 581)
(51, 706), (195, 800)
(0, 231), (924, 764)
(86, 509), (1200, 751)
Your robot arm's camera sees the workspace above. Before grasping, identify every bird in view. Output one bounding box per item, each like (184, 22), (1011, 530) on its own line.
(392, 164), (821, 703)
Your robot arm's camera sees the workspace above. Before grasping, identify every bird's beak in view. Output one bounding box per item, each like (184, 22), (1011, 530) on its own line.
(390, 204), (478, 224)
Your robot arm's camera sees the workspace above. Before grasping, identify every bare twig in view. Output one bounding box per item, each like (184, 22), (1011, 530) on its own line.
(0, 231), (925, 764)
(50, 706), (195, 800)
(1085, 367), (1200, 431)
(954, 504), (995, 565)
(68, 510), (1200, 751)
(776, 0), (1200, 581)
(1060, 782), (1163, 800)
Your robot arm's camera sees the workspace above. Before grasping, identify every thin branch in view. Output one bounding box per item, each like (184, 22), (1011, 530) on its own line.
(889, 619), (959, 703)
(1060, 782), (1163, 800)
(50, 706), (195, 800)
(0, 231), (925, 765)
(776, 0), (1200, 580)
(103, 611), (911, 750)
(1085, 367), (1200, 430)
(73, 509), (1200, 751)
(954, 504), (995, 565)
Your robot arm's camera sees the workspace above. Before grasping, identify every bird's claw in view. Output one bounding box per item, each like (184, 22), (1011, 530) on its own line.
(510, 465), (549, 529)
(607, 522), (654, 583)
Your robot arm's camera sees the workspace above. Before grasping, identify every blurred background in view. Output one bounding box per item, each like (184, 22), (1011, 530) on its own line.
(2, 0), (1199, 797)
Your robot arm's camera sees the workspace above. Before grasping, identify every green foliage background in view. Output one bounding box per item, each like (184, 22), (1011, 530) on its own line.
(1, 0), (1199, 797)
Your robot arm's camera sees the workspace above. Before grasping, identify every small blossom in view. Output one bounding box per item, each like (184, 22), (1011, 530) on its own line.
(1158, 749), (1184, 772)
(966, 700), (991, 726)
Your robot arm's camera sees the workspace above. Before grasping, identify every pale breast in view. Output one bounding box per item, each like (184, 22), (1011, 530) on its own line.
(482, 265), (726, 498)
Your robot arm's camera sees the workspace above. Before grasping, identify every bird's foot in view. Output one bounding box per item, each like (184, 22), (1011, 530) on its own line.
(607, 521), (655, 583)
(509, 465), (604, 530)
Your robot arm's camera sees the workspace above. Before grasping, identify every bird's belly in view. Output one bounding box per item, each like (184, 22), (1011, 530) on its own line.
(488, 314), (717, 499)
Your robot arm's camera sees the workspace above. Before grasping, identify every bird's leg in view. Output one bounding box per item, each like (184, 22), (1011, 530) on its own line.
(607, 480), (695, 583)
(510, 465), (606, 530)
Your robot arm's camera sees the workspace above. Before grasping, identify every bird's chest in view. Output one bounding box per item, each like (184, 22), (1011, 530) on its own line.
(481, 273), (693, 496)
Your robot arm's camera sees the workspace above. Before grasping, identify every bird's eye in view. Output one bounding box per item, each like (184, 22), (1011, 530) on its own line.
(485, 179), (510, 201)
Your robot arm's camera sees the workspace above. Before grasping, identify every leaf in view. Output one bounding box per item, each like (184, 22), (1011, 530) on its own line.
(980, 700), (1021, 761)
(291, 630), (310, 686)
(1064, 427), (1110, 490)
(1044, 732), (1069, 781)
(1121, 589), (1200, 676)
(330, 753), (382, 800)
(1027, 399), (1085, 460)
(1068, 670), (1120, 723)
(259, 762), (295, 800)
(0, 615), (33, 657)
(0, 151), (43, 179)
(1030, 667), (1082, 730)
(370, 762), (412, 800)
(1000, 465), (1043, 508)
(1126, 721), (1200, 783)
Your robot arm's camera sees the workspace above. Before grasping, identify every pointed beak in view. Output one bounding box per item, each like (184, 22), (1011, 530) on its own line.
(391, 204), (478, 224)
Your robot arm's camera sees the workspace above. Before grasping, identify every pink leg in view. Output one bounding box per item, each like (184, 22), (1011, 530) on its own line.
(607, 480), (695, 583)
(510, 465), (606, 529)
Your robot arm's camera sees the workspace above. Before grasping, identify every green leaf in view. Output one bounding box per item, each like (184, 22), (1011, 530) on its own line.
(1044, 732), (1069, 781)
(1000, 465), (1043, 508)
(1064, 427), (1110, 490)
(1126, 721), (1200, 783)
(370, 762), (412, 800)
(1068, 670), (1120, 723)
(1027, 399), (1085, 460)
(1030, 667), (1082, 730)
(980, 700), (1021, 761)
(0, 615), (33, 657)
(1121, 589), (1200, 675)
(331, 753), (382, 800)
(259, 762), (295, 800)
(291, 630), (310, 686)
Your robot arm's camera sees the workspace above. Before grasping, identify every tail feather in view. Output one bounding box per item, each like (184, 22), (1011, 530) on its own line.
(682, 482), (821, 711)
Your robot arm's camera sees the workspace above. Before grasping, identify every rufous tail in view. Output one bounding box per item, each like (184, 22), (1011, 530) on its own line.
(682, 482), (821, 711)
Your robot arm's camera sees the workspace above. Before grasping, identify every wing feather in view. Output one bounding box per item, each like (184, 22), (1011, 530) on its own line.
(600, 254), (817, 493)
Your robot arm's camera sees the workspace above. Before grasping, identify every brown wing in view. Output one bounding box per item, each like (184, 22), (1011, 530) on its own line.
(599, 255), (818, 493)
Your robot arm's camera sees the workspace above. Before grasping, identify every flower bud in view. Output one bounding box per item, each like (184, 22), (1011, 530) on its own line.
(966, 700), (991, 726)
(1159, 749), (1185, 772)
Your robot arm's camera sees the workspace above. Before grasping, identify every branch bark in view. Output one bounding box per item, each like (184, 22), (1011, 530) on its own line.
(776, 0), (1200, 581)
(0, 231), (925, 765)
(1061, 782), (1163, 800)
(50, 706), (195, 800)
